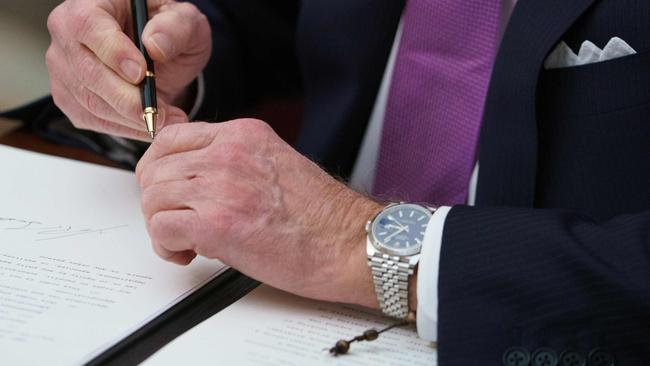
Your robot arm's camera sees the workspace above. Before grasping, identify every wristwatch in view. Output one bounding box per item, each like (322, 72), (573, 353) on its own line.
(366, 203), (436, 319)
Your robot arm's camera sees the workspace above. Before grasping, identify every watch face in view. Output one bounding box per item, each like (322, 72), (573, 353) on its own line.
(370, 204), (432, 256)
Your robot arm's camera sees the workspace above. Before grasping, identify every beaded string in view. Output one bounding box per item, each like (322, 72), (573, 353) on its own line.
(328, 312), (417, 356)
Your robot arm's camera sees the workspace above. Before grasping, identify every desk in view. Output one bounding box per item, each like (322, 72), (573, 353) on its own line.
(0, 128), (259, 366)
(0, 127), (121, 168)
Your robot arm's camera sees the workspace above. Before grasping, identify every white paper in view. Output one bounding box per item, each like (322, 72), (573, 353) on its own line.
(0, 145), (227, 365)
(144, 285), (437, 366)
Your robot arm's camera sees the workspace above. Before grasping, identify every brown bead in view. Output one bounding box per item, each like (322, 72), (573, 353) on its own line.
(405, 311), (417, 323)
(364, 329), (379, 341)
(331, 340), (350, 355)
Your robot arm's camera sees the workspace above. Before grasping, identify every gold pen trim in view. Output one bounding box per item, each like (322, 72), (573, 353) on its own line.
(145, 70), (155, 77)
(143, 107), (158, 139)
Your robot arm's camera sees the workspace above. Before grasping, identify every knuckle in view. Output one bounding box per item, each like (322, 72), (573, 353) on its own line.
(140, 187), (157, 217)
(196, 11), (209, 28)
(156, 122), (183, 146)
(79, 87), (101, 116)
(151, 242), (171, 260)
(70, 5), (95, 36)
(149, 213), (173, 241)
(95, 29), (124, 61)
(239, 118), (270, 131)
(50, 87), (64, 109)
(176, 2), (200, 17)
(148, 215), (164, 241)
(77, 55), (104, 86)
(44, 46), (57, 68)
(231, 118), (273, 139)
(135, 162), (146, 185)
(192, 121), (213, 130)
(50, 85), (70, 113)
(136, 164), (151, 187)
(46, 5), (65, 36)
(111, 90), (132, 116)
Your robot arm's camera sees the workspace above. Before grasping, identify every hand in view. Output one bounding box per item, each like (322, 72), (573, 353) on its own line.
(136, 120), (384, 308)
(46, 0), (212, 140)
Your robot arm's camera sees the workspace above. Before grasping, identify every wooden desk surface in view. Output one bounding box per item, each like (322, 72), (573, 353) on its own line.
(0, 127), (122, 168)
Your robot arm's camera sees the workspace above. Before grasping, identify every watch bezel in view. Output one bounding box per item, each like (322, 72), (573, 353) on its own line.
(367, 203), (433, 257)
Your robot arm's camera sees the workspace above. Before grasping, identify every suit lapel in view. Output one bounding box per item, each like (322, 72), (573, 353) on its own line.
(476, 0), (597, 207)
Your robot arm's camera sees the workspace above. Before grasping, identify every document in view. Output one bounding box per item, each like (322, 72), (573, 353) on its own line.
(144, 285), (437, 365)
(0, 145), (227, 365)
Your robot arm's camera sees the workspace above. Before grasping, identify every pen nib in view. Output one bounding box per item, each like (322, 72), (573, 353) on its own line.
(143, 110), (157, 140)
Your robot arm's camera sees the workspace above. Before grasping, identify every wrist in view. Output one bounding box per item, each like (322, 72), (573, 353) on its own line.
(337, 198), (420, 312)
(324, 190), (383, 309)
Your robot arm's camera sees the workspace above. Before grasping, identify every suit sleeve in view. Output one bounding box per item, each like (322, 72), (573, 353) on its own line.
(437, 205), (650, 365)
(188, 0), (302, 122)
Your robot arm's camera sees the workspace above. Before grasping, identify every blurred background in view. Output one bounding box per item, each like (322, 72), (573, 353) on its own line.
(0, 0), (59, 136)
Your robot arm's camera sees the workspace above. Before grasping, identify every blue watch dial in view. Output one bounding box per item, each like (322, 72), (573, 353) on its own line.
(371, 204), (432, 255)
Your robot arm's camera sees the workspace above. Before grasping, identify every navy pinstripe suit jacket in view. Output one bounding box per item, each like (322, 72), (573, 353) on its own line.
(190, 0), (650, 364)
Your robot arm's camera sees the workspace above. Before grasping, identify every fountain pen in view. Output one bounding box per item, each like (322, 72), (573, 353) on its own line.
(132, 0), (157, 139)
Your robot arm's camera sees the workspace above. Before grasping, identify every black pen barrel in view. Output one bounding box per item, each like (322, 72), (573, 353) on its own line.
(142, 74), (157, 109)
(131, 0), (154, 71)
(132, 0), (157, 135)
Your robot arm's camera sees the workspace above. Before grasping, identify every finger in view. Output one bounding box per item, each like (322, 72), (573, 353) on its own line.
(137, 122), (218, 175)
(65, 41), (142, 121)
(142, 2), (211, 62)
(72, 3), (146, 83)
(66, 81), (187, 137)
(165, 251), (197, 266)
(66, 43), (188, 131)
(71, 84), (187, 132)
(49, 43), (144, 130)
(148, 209), (200, 256)
(137, 149), (205, 188)
(50, 77), (152, 141)
(150, 236), (196, 265)
(140, 180), (199, 220)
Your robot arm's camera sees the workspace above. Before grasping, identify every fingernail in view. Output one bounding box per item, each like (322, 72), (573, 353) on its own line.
(120, 59), (142, 83)
(149, 33), (173, 59)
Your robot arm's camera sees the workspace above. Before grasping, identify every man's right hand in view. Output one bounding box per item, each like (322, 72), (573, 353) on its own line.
(46, 0), (212, 141)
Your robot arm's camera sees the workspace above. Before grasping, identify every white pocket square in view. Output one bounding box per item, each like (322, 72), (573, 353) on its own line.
(544, 37), (637, 70)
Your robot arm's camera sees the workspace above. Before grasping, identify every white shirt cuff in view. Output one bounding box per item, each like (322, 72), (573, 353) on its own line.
(187, 72), (206, 121)
(416, 205), (452, 341)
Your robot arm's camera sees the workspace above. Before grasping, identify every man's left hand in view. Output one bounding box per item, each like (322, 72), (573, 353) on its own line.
(136, 120), (382, 308)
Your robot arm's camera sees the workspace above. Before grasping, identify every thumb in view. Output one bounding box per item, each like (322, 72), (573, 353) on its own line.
(141, 2), (211, 62)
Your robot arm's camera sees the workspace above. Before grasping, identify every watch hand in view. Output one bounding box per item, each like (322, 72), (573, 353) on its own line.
(388, 216), (408, 230)
(383, 227), (407, 242)
(389, 221), (409, 233)
(385, 224), (403, 230)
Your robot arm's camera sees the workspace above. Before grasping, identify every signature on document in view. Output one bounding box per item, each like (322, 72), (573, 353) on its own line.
(0, 217), (127, 241)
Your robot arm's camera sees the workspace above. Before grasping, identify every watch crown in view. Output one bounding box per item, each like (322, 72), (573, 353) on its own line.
(365, 220), (371, 234)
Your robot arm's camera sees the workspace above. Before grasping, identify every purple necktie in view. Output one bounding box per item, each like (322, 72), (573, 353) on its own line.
(373, 0), (502, 205)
